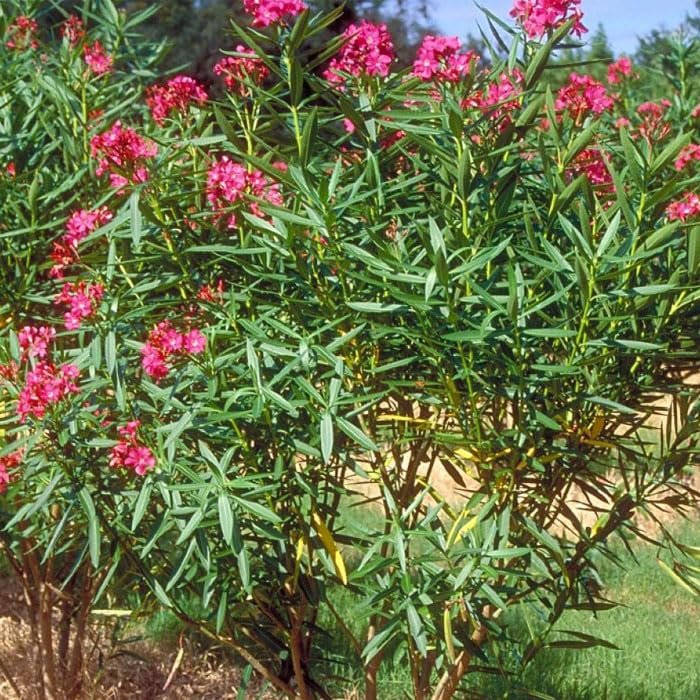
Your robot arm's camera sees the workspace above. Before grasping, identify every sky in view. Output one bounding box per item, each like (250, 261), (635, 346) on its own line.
(429, 0), (697, 54)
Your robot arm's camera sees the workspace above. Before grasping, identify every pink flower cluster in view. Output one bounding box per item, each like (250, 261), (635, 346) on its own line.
(555, 73), (613, 121)
(324, 21), (395, 85)
(18, 326), (56, 361)
(83, 40), (113, 76)
(636, 100), (672, 146)
(54, 281), (104, 330)
(607, 57), (633, 85)
(214, 47), (269, 95)
(675, 144), (700, 171)
(666, 192), (700, 223)
(242, 0), (307, 28)
(569, 148), (613, 195)
(60, 15), (85, 47)
(50, 206), (113, 278)
(17, 362), (80, 422)
(471, 69), (524, 115)
(90, 121), (157, 189)
(206, 156), (283, 228)
(146, 75), (208, 125)
(13, 326), (80, 421)
(461, 69), (524, 132)
(0, 450), (23, 494)
(110, 421), (155, 476)
(5, 16), (39, 51)
(412, 35), (477, 83)
(141, 320), (207, 382)
(510, 0), (586, 39)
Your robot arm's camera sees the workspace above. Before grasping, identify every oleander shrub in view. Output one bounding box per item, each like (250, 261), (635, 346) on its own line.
(0, 0), (698, 698)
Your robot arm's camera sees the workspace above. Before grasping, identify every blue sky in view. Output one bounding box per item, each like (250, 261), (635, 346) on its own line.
(429, 1), (697, 54)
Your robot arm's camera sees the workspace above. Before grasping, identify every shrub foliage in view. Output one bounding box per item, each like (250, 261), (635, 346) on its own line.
(0, 1), (698, 698)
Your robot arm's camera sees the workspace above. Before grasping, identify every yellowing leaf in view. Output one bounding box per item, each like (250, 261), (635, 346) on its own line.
(446, 510), (478, 550)
(443, 607), (456, 662)
(312, 511), (348, 585)
(581, 438), (616, 450)
(589, 415), (605, 439)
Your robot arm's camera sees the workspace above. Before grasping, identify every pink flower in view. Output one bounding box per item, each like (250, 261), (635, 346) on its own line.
(674, 144), (700, 172)
(50, 206), (112, 278)
(110, 421), (156, 476)
(555, 73), (613, 121)
(0, 450), (23, 494)
(141, 344), (170, 381)
(140, 321), (206, 382)
(18, 326), (56, 361)
(206, 155), (282, 228)
(183, 329), (207, 354)
(91, 122), (157, 189)
(64, 206), (113, 248)
(54, 281), (104, 330)
(5, 16), (39, 51)
(607, 57), (633, 85)
(60, 15), (85, 47)
(146, 75), (208, 125)
(510, 0), (586, 39)
(214, 47), (269, 95)
(242, 0), (307, 28)
(615, 117), (631, 128)
(83, 40), (113, 76)
(324, 21), (395, 86)
(666, 192), (700, 222)
(124, 446), (156, 475)
(17, 362), (80, 422)
(412, 35), (477, 83)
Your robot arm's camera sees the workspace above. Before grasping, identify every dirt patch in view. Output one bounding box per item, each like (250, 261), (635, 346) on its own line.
(0, 574), (277, 699)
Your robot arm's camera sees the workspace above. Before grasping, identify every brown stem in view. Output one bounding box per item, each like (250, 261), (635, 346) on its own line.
(430, 612), (490, 700)
(39, 580), (59, 700)
(65, 568), (95, 698)
(418, 650), (438, 699)
(364, 642), (382, 700)
(20, 543), (47, 698)
(289, 602), (310, 699)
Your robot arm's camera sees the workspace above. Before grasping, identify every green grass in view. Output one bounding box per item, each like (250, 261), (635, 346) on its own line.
(313, 519), (700, 699)
(475, 521), (700, 699)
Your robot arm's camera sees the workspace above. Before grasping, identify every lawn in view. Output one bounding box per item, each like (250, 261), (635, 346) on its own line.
(313, 518), (700, 700)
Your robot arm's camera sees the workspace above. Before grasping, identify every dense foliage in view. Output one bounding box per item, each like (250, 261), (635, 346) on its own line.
(0, 0), (698, 698)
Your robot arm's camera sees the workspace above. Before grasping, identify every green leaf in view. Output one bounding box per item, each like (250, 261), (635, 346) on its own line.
(176, 508), (204, 545)
(321, 412), (333, 464)
(346, 302), (404, 313)
(130, 191), (142, 249)
(407, 603), (428, 657)
(131, 482), (152, 531)
(78, 487), (100, 568)
(336, 417), (379, 451)
(232, 496), (282, 524)
(300, 107), (317, 168)
(689, 226), (700, 276)
(218, 494), (234, 546)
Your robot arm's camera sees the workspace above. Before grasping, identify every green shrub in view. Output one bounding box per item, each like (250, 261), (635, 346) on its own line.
(0, 1), (698, 698)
